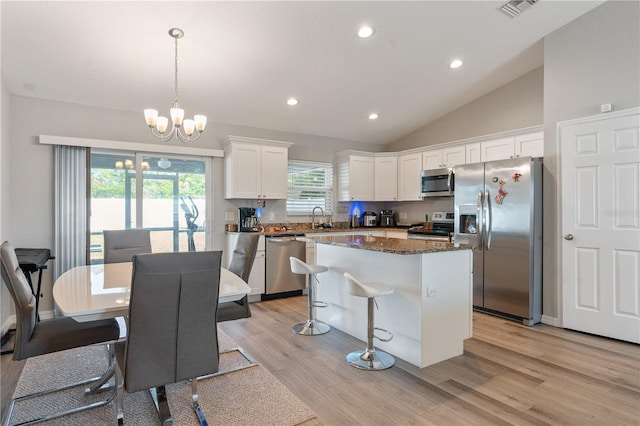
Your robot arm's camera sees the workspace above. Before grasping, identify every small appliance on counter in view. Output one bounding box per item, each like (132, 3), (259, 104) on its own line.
(362, 211), (377, 227)
(379, 210), (395, 227)
(239, 207), (259, 232)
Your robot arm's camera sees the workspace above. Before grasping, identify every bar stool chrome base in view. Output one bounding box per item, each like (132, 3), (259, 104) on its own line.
(292, 319), (331, 335)
(347, 348), (395, 370)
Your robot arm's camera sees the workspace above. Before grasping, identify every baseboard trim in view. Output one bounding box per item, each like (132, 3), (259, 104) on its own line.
(541, 314), (561, 327)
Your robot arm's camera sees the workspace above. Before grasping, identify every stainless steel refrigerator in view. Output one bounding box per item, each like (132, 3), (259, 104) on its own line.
(454, 157), (542, 325)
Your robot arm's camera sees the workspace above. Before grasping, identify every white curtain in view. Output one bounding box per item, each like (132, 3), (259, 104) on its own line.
(54, 145), (87, 280)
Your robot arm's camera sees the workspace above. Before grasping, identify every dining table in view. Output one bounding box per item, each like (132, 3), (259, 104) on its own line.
(53, 262), (250, 322)
(52, 261), (251, 397)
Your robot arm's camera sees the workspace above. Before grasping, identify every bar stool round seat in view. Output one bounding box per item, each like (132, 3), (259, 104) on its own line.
(344, 272), (395, 370)
(290, 257), (331, 336)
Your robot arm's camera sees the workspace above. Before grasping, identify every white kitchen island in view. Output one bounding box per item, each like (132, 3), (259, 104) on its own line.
(306, 235), (473, 368)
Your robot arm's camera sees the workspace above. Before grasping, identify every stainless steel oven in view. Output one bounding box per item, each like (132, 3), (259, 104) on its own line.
(407, 211), (454, 242)
(421, 168), (454, 197)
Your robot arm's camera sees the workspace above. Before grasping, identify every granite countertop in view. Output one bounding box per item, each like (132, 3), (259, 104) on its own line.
(226, 225), (411, 237)
(302, 234), (471, 255)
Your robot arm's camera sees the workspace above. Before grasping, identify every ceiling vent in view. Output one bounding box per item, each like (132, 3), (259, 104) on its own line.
(499, 0), (538, 18)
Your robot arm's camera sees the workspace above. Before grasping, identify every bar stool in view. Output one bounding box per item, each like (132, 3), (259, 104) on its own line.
(289, 257), (330, 336)
(343, 272), (395, 370)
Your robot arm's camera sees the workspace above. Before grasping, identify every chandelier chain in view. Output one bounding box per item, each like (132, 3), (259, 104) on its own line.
(174, 33), (179, 104)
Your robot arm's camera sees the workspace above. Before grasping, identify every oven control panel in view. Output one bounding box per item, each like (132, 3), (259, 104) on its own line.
(432, 211), (454, 223)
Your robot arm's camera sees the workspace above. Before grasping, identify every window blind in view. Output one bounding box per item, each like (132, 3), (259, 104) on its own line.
(287, 160), (333, 215)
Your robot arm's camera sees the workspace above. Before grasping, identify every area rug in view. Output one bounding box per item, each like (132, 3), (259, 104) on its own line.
(7, 330), (316, 425)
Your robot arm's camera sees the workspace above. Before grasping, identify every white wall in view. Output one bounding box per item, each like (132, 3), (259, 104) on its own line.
(542, 0), (640, 321)
(1, 77), (15, 335)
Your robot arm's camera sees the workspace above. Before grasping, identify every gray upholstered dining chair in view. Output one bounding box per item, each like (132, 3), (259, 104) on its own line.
(218, 233), (259, 322)
(103, 229), (151, 264)
(0, 241), (121, 425)
(115, 251), (222, 425)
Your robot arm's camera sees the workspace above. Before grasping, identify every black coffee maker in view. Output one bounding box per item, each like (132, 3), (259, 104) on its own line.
(379, 210), (395, 227)
(239, 207), (259, 232)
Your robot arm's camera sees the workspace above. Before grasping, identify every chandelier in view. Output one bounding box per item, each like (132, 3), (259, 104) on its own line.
(144, 28), (207, 143)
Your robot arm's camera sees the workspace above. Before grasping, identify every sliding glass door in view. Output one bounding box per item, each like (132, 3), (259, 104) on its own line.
(89, 151), (208, 264)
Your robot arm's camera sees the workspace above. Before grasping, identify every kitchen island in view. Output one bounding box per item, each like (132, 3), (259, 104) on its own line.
(305, 234), (473, 368)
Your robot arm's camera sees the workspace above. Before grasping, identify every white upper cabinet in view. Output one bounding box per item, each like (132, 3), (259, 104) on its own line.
(422, 146), (465, 170)
(374, 155), (398, 201)
(480, 132), (544, 162)
(398, 152), (423, 201)
(480, 137), (515, 162)
(465, 143), (481, 164)
(223, 136), (292, 199)
(337, 153), (375, 201)
(514, 131), (544, 158)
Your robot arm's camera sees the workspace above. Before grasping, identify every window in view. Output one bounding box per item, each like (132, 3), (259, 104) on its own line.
(89, 151), (210, 263)
(287, 160), (333, 215)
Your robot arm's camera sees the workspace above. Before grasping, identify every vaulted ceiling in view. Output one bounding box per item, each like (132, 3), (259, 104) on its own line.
(1, 1), (605, 145)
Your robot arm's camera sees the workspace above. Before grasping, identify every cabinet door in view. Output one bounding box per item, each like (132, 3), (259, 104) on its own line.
(349, 155), (375, 200)
(442, 146), (466, 167)
(227, 144), (261, 198)
(247, 250), (266, 295)
(374, 156), (398, 201)
(514, 131), (544, 158)
(422, 149), (443, 170)
(398, 152), (423, 201)
(466, 143), (481, 164)
(481, 137), (515, 162)
(260, 145), (288, 199)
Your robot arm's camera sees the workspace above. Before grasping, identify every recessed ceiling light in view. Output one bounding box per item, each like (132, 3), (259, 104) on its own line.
(449, 59), (463, 69)
(368, 113), (379, 120)
(358, 25), (375, 38)
(286, 98), (299, 106)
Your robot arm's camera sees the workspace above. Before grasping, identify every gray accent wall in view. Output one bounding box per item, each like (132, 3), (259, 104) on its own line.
(387, 66), (544, 152)
(542, 0), (640, 320)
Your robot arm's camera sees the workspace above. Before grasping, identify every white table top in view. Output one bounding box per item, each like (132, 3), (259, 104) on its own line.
(53, 262), (250, 322)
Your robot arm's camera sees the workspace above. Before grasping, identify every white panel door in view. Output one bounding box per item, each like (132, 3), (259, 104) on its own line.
(561, 110), (640, 343)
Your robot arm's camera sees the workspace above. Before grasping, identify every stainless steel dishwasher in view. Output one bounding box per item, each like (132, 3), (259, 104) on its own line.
(264, 234), (306, 299)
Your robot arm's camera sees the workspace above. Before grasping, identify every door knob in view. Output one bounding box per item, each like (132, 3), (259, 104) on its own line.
(564, 234), (574, 240)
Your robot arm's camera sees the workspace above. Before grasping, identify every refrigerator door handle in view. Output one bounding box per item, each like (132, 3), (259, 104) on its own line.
(485, 189), (492, 250)
(477, 190), (484, 249)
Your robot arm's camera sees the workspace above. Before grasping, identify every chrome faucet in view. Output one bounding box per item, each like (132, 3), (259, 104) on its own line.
(312, 206), (324, 229)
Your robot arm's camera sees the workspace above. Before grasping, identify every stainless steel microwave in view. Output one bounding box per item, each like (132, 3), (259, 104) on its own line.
(421, 168), (454, 197)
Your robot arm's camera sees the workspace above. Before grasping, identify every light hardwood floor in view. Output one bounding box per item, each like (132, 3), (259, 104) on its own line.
(2, 296), (639, 425)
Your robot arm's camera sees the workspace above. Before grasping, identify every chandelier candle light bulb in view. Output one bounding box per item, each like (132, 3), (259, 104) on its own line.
(144, 28), (207, 143)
